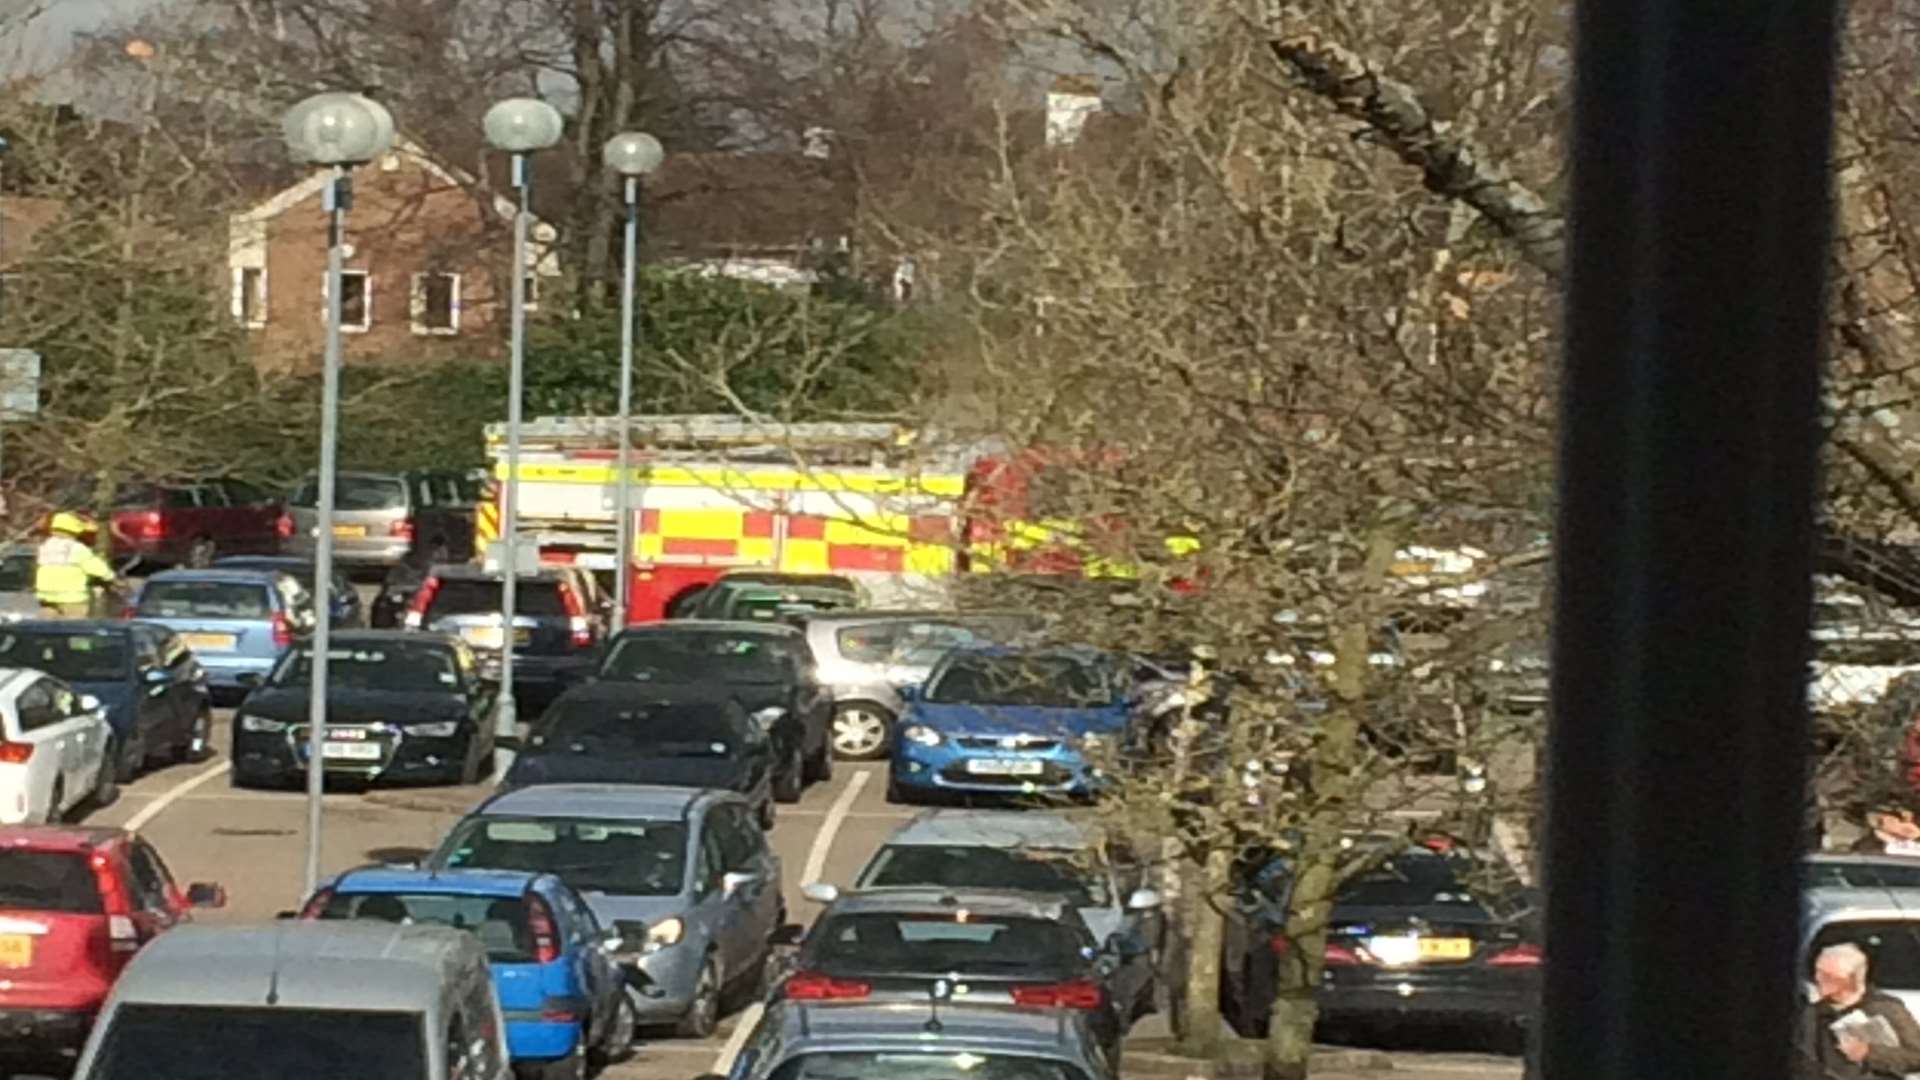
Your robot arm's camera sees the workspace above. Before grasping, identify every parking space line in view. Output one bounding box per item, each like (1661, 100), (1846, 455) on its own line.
(712, 1002), (763, 1075)
(124, 761), (232, 832)
(801, 770), (869, 885)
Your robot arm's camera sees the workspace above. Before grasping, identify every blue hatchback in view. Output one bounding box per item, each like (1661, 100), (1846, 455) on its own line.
(888, 645), (1133, 803)
(126, 569), (317, 697)
(301, 867), (636, 1078)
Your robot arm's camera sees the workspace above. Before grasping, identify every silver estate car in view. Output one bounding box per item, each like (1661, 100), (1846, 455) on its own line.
(72, 922), (510, 1080)
(803, 611), (1044, 760)
(721, 997), (1117, 1080)
(428, 783), (787, 1039)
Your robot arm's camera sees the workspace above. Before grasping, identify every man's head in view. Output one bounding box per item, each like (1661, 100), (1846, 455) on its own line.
(1815, 943), (1872, 1006)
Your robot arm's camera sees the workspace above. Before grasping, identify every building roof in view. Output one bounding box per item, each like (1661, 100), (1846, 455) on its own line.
(110, 923), (479, 1011)
(886, 810), (1091, 851)
(476, 783), (718, 821)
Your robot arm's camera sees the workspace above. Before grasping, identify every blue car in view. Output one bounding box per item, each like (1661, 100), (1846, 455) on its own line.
(301, 867), (635, 1079)
(887, 645), (1133, 804)
(126, 568), (318, 698)
(212, 554), (366, 627)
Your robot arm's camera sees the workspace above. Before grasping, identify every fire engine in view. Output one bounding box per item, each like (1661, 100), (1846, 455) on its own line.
(474, 415), (971, 622)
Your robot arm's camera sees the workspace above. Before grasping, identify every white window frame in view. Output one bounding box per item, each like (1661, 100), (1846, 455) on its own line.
(232, 266), (268, 328)
(411, 271), (462, 336)
(322, 270), (372, 333)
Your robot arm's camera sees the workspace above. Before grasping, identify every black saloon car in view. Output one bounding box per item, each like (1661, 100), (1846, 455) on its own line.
(588, 622), (832, 802)
(501, 691), (777, 826)
(229, 631), (497, 787)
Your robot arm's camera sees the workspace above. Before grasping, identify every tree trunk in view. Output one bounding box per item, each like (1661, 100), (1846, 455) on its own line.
(1177, 847), (1232, 1057)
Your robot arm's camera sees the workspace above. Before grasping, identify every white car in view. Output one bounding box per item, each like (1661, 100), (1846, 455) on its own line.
(0, 667), (114, 824)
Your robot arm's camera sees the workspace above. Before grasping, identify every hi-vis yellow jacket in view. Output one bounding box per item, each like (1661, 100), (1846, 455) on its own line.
(35, 535), (114, 605)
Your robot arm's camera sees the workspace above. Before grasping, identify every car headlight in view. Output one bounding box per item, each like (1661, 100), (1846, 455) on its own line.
(239, 714), (286, 733)
(752, 706), (787, 730)
(645, 916), (685, 953)
(405, 720), (460, 737)
(1081, 733), (1108, 751)
(901, 724), (943, 747)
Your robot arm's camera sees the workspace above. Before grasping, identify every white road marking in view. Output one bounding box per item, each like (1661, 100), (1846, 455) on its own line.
(712, 1000), (764, 1073)
(123, 761), (232, 832)
(801, 769), (870, 886)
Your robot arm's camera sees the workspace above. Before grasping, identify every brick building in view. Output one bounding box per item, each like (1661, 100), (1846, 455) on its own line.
(227, 141), (558, 369)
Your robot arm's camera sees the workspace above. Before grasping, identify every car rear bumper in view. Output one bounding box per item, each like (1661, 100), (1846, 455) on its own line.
(1317, 972), (1537, 1025)
(195, 654), (279, 688)
(286, 534), (410, 568)
(472, 651), (594, 689)
(0, 1007), (93, 1060)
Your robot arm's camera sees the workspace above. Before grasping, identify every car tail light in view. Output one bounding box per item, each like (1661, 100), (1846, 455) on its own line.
(1010, 980), (1105, 1009)
(90, 851), (141, 951)
(390, 518), (415, 541)
(0, 741), (32, 764)
(296, 887), (335, 919)
(527, 895), (561, 964)
(405, 577), (442, 629)
(275, 513), (294, 540)
(1487, 943), (1543, 967)
(126, 510), (164, 540)
(271, 613), (292, 649)
(783, 972), (872, 1000)
(558, 584), (591, 648)
(1272, 935), (1365, 967)
(539, 997), (579, 1023)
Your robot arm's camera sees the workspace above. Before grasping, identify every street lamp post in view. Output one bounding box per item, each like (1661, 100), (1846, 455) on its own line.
(483, 98), (564, 777)
(281, 92), (394, 900)
(601, 132), (664, 630)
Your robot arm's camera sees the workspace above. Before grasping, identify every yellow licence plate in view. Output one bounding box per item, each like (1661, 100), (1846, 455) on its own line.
(333, 524), (368, 538)
(183, 632), (237, 652)
(0, 934), (33, 968)
(1418, 937), (1473, 961)
(463, 627), (531, 648)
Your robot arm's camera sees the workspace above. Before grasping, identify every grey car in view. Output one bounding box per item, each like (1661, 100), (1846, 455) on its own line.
(802, 611), (1044, 759)
(285, 470), (481, 570)
(810, 808), (1163, 1022)
(426, 783), (786, 1038)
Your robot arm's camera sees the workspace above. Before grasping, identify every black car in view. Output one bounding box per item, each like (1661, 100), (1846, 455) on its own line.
(1220, 841), (1541, 1040)
(588, 621), (832, 802)
(0, 621), (213, 781)
(228, 631), (497, 787)
(672, 572), (863, 621)
(776, 888), (1130, 1061)
(403, 565), (606, 698)
(212, 555), (366, 627)
(501, 692), (776, 826)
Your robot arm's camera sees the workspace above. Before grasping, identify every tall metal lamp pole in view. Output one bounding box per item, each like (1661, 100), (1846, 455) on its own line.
(601, 132), (664, 630)
(281, 92), (394, 900)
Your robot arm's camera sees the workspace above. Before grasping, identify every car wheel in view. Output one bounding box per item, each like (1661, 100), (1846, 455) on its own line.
(805, 733), (833, 783)
(92, 755), (119, 810)
(116, 731), (145, 783)
(177, 708), (212, 764)
(773, 741), (804, 804)
(591, 987), (639, 1066)
(458, 740), (486, 785)
(186, 536), (217, 568)
(42, 780), (63, 824)
(831, 704), (892, 760)
(885, 770), (918, 806)
(675, 955), (721, 1039)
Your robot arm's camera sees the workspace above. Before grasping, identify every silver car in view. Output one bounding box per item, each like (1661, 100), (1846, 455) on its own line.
(1802, 854), (1920, 1015)
(803, 611), (1043, 759)
(723, 997), (1117, 1080)
(427, 783), (786, 1039)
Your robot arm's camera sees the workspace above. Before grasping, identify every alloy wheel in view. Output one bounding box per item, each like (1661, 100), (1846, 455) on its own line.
(831, 705), (891, 760)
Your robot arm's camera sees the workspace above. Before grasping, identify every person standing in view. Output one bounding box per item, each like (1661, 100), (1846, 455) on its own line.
(1798, 943), (1920, 1079)
(34, 512), (116, 617)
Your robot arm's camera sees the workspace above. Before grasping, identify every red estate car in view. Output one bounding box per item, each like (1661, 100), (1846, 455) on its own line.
(0, 826), (224, 1074)
(108, 480), (284, 569)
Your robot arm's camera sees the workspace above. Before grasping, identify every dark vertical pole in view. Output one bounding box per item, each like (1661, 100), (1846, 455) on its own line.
(1544, 5), (1838, 1080)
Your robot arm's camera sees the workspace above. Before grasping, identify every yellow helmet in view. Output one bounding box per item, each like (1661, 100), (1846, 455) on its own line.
(49, 511), (93, 536)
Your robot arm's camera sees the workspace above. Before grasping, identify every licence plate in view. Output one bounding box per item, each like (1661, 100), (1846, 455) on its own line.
(1418, 937), (1473, 961)
(183, 632), (236, 652)
(333, 524), (368, 538)
(462, 626), (529, 648)
(0, 934), (32, 968)
(965, 758), (1045, 776)
(324, 741), (383, 761)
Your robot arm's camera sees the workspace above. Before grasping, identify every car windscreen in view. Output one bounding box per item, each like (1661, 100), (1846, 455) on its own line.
(0, 630), (129, 682)
(0, 851), (103, 913)
(87, 1004), (425, 1080)
(438, 818), (688, 897)
(268, 644), (460, 694)
(598, 633), (795, 685)
(887, 620), (1029, 668)
(136, 581), (271, 619)
(294, 475), (406, 511)
(857, 845), (1109, 907)
(770, 1053), (1088, 1080)
(808, 912), (1084, 973)
(316, 892), (531, 962)
(1812, 920), (1920, 992)
(1804, 862), (1920, 890)
(835, 623), (910, 663)
(925, 655), (1117, 708)
(1334, 853), (1484, 909)
(729, 591), (852, 621)
(534, 706), (744, 757)
(427, 578), (566, 618)
(218, 561), (319, 593)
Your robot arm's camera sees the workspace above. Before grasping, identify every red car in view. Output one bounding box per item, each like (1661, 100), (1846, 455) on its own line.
(108, 480), (284, 568)
(0, 826), (224, 1073)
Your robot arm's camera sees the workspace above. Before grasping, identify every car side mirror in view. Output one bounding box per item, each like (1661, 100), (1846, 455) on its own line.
(1126, 888), (1162, 912)
(186, 882), (227, 909)
(801, 882), (839, 903)
(722, 871), (759, 899)
(78, 693), (101, 713)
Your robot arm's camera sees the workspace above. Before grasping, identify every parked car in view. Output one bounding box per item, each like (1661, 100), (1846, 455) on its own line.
(672, 572), (865, 621)
(0, 621), (212, 783)
(0, 669), (115, 824)
(69, 922), (506, 1080)
(0, 544), (39, 621)
(213, 555), (365, 627)
(1219, 839), (1541, 1039)
(284, 469), (482, 571)
(501, 693), (776, 826)
(590, 622), (831, 801)
(404, 566), (604, 698)
(887, 645), (1133, 804)
(802, 611), (1043, 760)
(125, 569), (317, 698)
(230, 631), (497, 789)
(0, 826), (224, 1077)
(681, 582), (861, 625)
(300, 867), (635, 1079)
(813, 808), (1164, 1021)
(427, 784), (786, 1038)
(1801, 854), (1920, 1016)
(773, 888), (1128, 1063)
(108, 480), (283, 569)
(726, 997), (1116, 1080)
